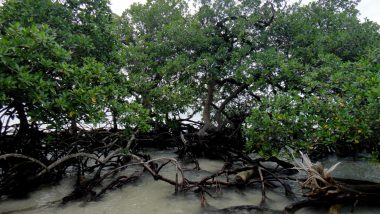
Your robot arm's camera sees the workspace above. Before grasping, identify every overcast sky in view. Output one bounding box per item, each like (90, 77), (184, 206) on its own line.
(110, 0), (380, 24)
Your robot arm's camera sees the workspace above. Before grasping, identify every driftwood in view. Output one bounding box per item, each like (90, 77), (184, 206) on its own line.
(235, 169), (255, 184)
(284, 152), (380, 213)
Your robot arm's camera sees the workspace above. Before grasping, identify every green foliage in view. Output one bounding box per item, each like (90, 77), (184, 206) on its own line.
(244, 0), (380, 156)
(120, 0), (198, 121)
(45, 58), (115, 125)
(0, 0), (150, 132)
(121, 0), (290, 128)
(245, 51), (380, 156)
(271, 0), (379, 63)
(0, 22), (70, 121)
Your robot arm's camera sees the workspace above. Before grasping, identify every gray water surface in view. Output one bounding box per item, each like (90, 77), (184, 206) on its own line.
(1, 152), (379, 214)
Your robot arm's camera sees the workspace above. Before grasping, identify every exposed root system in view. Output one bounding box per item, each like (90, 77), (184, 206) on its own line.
(1, 128), (379, 213)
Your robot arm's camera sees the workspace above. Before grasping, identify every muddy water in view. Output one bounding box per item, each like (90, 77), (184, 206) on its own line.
(1, 151), (380, 214)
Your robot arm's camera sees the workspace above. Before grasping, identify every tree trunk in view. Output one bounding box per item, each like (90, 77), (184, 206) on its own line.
(199, 80), (215, 135)
(70, 118), (77, 135)
(14, 102), (29, 136)
(111, 109), (118, 131)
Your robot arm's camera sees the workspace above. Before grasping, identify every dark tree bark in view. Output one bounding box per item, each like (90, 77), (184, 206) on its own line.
(70, 118), (77, 135)
(14, 102), (29, 136)
(215, 83), (248, 129)
(111, 109), (118, 131)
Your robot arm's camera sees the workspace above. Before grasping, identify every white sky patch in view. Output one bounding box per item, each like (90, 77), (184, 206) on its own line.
(110, 0), (380, 24)
(110, 0), (146, 15)
(357, 0), (380, 23)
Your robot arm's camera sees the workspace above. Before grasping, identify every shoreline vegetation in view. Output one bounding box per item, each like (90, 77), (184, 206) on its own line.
(1, 0), (379, 213)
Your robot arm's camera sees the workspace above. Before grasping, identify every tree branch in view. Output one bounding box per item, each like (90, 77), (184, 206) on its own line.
(215, 83), (249, 129)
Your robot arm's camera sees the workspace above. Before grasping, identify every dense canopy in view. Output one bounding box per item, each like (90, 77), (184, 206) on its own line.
(0, 0), (379, 161)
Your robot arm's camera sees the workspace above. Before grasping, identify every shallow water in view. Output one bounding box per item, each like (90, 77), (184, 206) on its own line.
(1, 152), (380, 214)
(323, 155), (380, 183)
